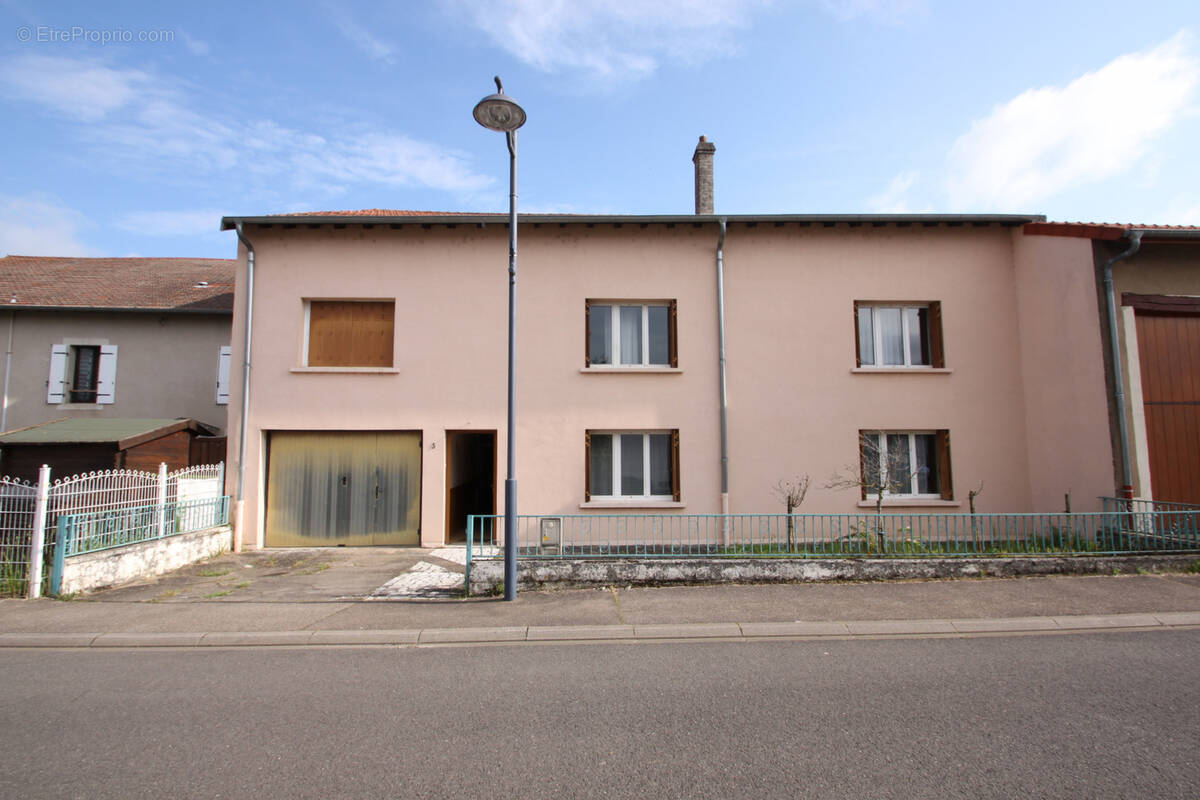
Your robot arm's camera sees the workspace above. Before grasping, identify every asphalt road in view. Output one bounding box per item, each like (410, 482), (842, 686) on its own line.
(2, 630), (1197, 799)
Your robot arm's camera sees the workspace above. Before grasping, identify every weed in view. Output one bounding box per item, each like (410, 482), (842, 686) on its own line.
(204, 589), (232, 599)
(197, 568), (231, 578)
(490, 580), (505, 597)
(297, 563), (330, 576)
(234, 581), (250, 590)
(156, 589), (179, 600)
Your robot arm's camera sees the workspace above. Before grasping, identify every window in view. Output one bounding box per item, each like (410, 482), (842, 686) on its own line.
(855, 302), (944, 368)
(586, 300), (677, 367)
(860, 430), (953, 500)
(305, 300), (395, 368)
(586, 430), (680, 501)
(47, 344), (117, 405)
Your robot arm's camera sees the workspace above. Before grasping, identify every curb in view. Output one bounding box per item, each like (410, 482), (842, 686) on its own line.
(1, 611), (1197, 649)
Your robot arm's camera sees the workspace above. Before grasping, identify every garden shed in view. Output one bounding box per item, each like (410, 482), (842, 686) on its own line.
(0, 418), (221, 482)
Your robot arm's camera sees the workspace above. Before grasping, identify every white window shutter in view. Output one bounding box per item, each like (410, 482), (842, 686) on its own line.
(96, 345), (118, 404)
(46, 345), (68, 403)
(216, 346), (232, 404)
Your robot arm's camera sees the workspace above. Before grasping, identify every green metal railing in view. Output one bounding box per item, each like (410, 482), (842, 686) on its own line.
(50, 495), (230, 594)
(465, 509), (1200, 583)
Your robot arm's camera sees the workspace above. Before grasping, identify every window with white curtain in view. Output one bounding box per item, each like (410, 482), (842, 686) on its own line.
(586, 301), (677, 367)
(855, 302), (944, 368)
(859, 430), (952, 499)
(586, 430), (679, 501)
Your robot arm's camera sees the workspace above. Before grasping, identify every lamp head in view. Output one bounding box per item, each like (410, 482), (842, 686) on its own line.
(473, 76), (526, 132)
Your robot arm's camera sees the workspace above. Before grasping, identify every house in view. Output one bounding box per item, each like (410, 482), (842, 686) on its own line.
(218, 140), (1126, 550)
(0, 417), (221, 482)
(1022, 223), (1200, 505)
(0, 256), (235, 435)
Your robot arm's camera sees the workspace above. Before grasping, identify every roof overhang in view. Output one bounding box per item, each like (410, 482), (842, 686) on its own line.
(1023, 222), (1200, 242)
(222, 212), (1044, 230)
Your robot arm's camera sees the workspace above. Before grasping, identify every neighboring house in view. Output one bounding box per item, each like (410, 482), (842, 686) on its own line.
(0, 256), (235, 435)
(1023, 223), (1200, 505)
(0, 418), (221, 482)
(218, 143), (1126, 549)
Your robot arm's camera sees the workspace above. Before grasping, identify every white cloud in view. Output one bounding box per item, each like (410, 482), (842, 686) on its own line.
(181, 32), (211, 56)
(945, 33), (1200, 210)
(114, 210), (225, 236)
(0, 54), (491, 195)
(0, 194), (98, 257)
(329, 9), (396, 63)
(446, 0), (766, 80)
(818, 0), (928, 24)
(867, 170), (921, 212)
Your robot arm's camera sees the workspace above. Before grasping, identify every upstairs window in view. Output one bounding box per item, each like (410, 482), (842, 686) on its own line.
(586, 430), (680, 502)
(305, 300), (395, 368)
(586, 301), (677, 368)
(47, 344), (117, 405)
(860, 430), (953, 500)
(855, 302), (944, 368)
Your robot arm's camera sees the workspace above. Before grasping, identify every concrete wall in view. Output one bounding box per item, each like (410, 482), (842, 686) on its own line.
(58, 525), (231, 595)
(0, 310), (233, 433)
(226, 221), (1121, 548)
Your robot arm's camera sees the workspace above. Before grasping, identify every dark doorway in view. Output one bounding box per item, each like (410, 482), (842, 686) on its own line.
(445, 431), (496, 544)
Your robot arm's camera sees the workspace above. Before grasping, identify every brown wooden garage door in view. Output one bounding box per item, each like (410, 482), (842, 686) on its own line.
(265, 431), (421, 546)
(1135, 313), (1200, 504)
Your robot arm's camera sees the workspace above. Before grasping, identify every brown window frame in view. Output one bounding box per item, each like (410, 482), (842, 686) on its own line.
(585, 300), (678, 368)
(585, 429), (681, 502)
(857, 429), (953, 501)
(305, 299), (395, 368)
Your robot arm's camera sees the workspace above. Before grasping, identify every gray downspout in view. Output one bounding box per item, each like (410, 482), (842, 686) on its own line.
(233, 223), (256, 551)
(716, 217), (730, 539)
(1102, 229), (1143, 499)
(1, 311), (13, 432)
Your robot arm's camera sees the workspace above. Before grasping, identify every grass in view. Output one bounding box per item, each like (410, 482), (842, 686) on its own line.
(204, 589), (232, 599)
(296, 562), (330, 575)
(197, 568), (231, 578)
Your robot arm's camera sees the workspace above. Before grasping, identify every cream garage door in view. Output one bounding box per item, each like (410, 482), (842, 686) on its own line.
(265, 431), (421, 546)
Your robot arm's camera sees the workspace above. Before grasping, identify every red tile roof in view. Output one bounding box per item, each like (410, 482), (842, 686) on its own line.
(1024, 222), (1200, 240)
(279, 209), (499, 217)
(0, 256), (235, 312)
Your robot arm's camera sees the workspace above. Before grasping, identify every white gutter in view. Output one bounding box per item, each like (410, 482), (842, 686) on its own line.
(232, 223), (256, 551)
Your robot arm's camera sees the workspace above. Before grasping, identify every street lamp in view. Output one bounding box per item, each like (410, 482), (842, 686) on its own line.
(474, 76), (525, 601)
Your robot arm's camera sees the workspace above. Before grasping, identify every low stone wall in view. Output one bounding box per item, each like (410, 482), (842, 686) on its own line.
(58, 526), (232, 596)
(467, 554), (1200, 595)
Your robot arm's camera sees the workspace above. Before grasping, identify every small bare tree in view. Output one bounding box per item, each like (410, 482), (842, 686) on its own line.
(825, 433), (919, 551)
(772, 475), (811, 551)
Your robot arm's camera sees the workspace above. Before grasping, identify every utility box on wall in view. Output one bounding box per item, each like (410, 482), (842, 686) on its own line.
(539, 517), (562, 555)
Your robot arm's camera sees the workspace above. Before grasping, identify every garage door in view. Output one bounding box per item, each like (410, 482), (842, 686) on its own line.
(1136, 313), (1200, 504)
(265, 431), (421, 546)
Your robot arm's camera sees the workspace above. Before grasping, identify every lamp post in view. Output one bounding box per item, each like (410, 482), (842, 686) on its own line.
(474, 76), (526, 601)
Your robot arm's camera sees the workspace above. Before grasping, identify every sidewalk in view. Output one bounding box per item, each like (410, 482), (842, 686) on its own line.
(1, 547), (1198, 646)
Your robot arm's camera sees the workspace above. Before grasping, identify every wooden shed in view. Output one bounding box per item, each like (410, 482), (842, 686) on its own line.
(0, 418), (221, 482)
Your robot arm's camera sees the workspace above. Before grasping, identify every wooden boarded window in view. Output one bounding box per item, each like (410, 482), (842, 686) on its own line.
(307, 300), (395, 367)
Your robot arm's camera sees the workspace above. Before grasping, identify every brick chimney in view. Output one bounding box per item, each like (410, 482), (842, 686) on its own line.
(692, 135), (715, 214)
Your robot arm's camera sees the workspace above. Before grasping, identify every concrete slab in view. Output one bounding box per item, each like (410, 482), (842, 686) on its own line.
(633, 623), (743, 639)
(1049, 614), (1163, 630)
(0, 632), (98, 647)
(418, 626), (527, 644)
(308, 629), (421, 645)
(1154, 611), (1200, 626)
(950, 616), (1061, 633)
(526, 625), (635, 641)
(200, 631), (315, 647)
(739, 621), (851, 637)
(845, 619), (958, 635)
(92, 632), (206, 647)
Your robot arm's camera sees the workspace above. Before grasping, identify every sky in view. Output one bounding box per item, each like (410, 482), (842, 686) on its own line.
(0, 0), (1198, 259)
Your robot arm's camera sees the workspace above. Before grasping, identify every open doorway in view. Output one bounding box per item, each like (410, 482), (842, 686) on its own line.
(445, 431), (496, 544)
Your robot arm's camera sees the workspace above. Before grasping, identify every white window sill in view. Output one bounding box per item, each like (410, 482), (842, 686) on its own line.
(290, 367), (400, 374)
(580, 367), (682, 374)
(579, 500), (686, 509)
(851, 367), (953, 374)
(857, 499), (961, 508)
(54, 402), (104, 409)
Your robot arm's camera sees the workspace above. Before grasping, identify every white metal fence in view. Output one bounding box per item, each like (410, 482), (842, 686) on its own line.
(0, 463), (226, 597)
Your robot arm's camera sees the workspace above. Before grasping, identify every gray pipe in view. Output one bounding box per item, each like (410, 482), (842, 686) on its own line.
(1, 312), (13, 432)
(233, 224), (256, 549)
(1102, 229), (1143, 498)
(716, 217), (729, 521)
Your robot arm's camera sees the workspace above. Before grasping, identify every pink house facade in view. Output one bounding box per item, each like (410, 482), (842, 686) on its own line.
(218, 207), (1124, 550)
